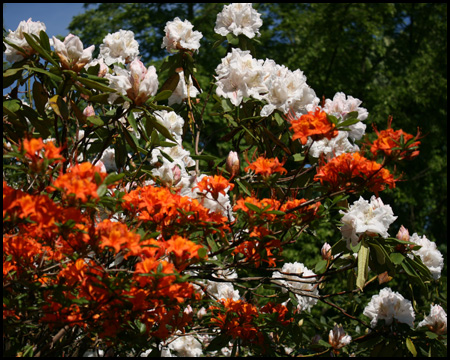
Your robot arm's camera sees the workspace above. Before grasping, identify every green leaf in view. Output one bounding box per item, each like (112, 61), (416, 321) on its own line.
(33, 81), (48, 116)
(406, 337), (417, 357)
(356, 239), (370, 290)
(244, 202), (262, 214)
(77, 76), (117, 92)
(86, 116), (105, 126)
(23, 65), (63, 82)
(153, 89), (173, 102)
(390, 252), (405, 265)
(104, 172), (125, 186)
(23, 32), (59, 66)
(48, 95), (69, 120)
(315, 259), (328, 273)
(235, 178), (252, 196)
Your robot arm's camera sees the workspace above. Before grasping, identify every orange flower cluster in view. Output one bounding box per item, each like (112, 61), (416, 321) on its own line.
(210, 298), (263, 345)
(122, 184), (230, 237)
(4, 178), (199, 340)
(314, 152), (396, 195)
(232, 227), (281, 267)
(245, 156), (287, 177)
(195, 174), (234, 200)
(233, 197), (321, 267)
(289, 107), (339, 145)
(369, 118), (420, 160)
(234, 196), (321, 225)
(50, 162), (109, 203)
(3, 181), (92, 270)
(20, 137), (65, 171)
(260, 302), (293, 327)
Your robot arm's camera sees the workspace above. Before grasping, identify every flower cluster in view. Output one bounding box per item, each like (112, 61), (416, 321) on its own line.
(314, 152), (396, 195)
(52, 34), (95, 72)
(289, 107), (339, 145)
(214, 3), (263, 39)
(214, 48), (316, 113)
(363, 287), (415, 328)
(4, 18), (46, 62)
(369, 117), (421, 160)
(162, 17), (203, 53)
(245, 155), (287, 178)
(339, 196), (397, 248)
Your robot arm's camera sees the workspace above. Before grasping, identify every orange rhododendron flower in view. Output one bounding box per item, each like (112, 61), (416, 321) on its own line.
(245, 156), (287, 178)
(210, 298), (263, 345)
(97, 219), (142, 255)
(289, 107), (339, 145)
(122, 184), (230, 237)
(314, 152), (396, 195)
(195, 175), (234, 200)
(369, 117), (421, 160)
(20, 137), (65, 170)
(50, 162), (108, 203)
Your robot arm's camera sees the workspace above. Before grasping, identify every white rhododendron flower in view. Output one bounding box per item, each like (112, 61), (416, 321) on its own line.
(99, 29), (139, 65)
(418, 304), (447, 335)
(215, 48), (266, 106)
(98, 147), (117, 172)
(168, 71), (201, 106)
(328, 324), (352, 350)
(260, 59), (316, 117)
(215, 3), (263, 39)
(4, 18), (47, 62)
(307, 130), (360, 159)
(162, 17), (203, 53)
(52, 34), (95, 72)
(161, 333), (204, 357)
(340, 196), (397, 249)
(363, 287), (415, 327)
(272, 262), (318, 312)
(106, 59), (158, 105)
(408, 233), (444, 280)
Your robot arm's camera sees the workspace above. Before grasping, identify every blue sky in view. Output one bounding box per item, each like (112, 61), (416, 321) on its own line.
(3, 3), (87, 38)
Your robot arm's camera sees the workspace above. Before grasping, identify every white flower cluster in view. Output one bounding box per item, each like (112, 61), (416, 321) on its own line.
(160, 332), (204, 357)
(305, 92), (368, 159)
(408, 233), (444, 280)
(340, 196), (397, 249)
(162, 17), (203, 53)
(215, 48), (316, 115)
(99, 29), (140, 66)
(214, 3), (263, 39)
(272, 262), (318, 312)
(4, 18), (47, 62)
(52, 34), (95, 72)
(418, 304), (447, 335)
(105, 58), (158, 105)
(363, 287), (415, 327)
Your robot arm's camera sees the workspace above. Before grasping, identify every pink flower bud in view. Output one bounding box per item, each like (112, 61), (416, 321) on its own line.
(83, 105), (95, 117)
(226, 150), (240, 179)
(321, 242), (332, 261)
(396, 225), (410, 242)
(172, 164), (182, 186)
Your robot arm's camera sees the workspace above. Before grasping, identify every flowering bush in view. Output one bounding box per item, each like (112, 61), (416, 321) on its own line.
(3, 5), (446, 357)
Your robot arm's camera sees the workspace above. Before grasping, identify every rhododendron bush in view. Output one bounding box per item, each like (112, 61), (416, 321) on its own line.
(3, 5), (446, 357)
